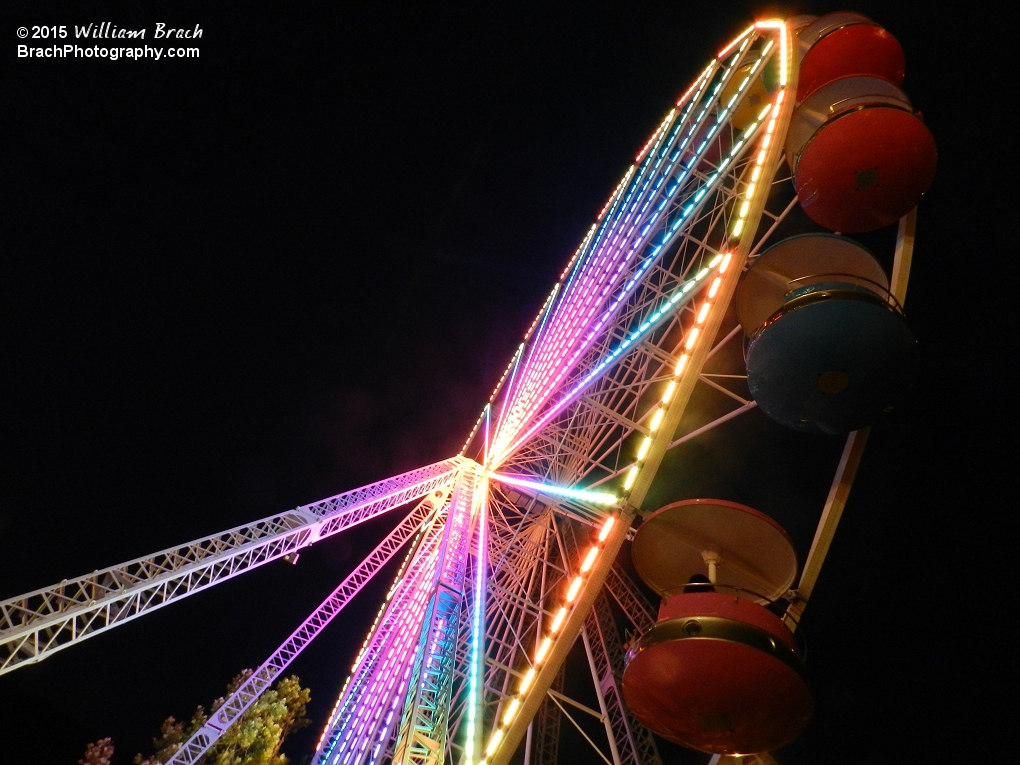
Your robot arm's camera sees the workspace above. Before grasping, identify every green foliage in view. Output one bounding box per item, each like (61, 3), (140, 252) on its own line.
(130, 671), (311, 765)
(203, 673), (311, 765)
(80, 672), (310, 764)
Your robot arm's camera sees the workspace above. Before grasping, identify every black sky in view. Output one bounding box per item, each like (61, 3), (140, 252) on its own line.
(2, 1), (1010, 763)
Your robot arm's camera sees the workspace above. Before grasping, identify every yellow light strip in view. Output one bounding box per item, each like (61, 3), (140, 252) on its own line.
(614, 251), (729, 500)
(619, 21), (789, 499)
(483, 512), (618, 763)
(718, 24), (756, 59)
(480, 22), (792, 763)
(729, 88), (785, 241)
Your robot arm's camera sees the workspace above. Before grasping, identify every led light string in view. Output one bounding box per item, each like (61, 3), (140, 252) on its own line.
(317, 530), (444, 765)
(466, 23), (793, 765)
(490, 258), (724, 465)
(559, 37), (762, 343)
(463, 476), (489, 764)
(316, 553), (412, 750)
(572, 91), (773, 348)
(497, 71), (709, 446)
(575, 43), (750, 323)
(460, 286), (549, 456)
(490, 40), (769, 461)
(321, 485), (458, 763)
(477, 512), (618, 765)
(355, 505), (456, 765)
(486, 282), (563, 453)
(729, 21), (788, 242)
(491, 92), (773, 469)
(491, 92), (703, 457)
(462, 263), (569, 458)
(484, 34), (758, 467)
(595, 170), (635, 225)
(621, 251), (732, 491)
(388, 476), (474, 765)
(620, 21), (790, 495)
(330, 542), (440, 764)
(314, 509), (446, 761)
(488, 473), (618, 506)
(501, 114), (680, 448)
(718, 24), (756, 59)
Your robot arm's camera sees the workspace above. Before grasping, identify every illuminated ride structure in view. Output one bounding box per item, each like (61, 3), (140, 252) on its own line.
(0, 13), (934, 765)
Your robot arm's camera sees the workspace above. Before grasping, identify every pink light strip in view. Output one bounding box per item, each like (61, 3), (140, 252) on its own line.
(493, 108), (682, 454)
(315, 528), (443, 764)
(490, 57), (732, 458)
(490, 33), (777, 468)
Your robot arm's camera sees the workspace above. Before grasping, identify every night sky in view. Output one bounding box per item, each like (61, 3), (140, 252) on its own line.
(3, 2), (1008, 763)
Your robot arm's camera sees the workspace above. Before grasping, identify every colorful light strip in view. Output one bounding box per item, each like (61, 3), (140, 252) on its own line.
(461, 347), (523, 456)
(478, 513), (617, 765)
(315, 516), (438, 758)
(622, 251), (732, 492)
(622, 20), (790, 497)
(505, 139), (665, 442)
(463, 479), (488, 763)
(483, 404), (491, 467)
(490, 343), (526, 451)
(489, 38), (773, 462)
(351, 479), (472, 765)
(499, 66), (713, 440)
(321, 536), (441, 764)
(488, 473), (618, 507)
(461, 272), (560, 458)
(491, 259), (722, 464)
(490, 35), (784, 469)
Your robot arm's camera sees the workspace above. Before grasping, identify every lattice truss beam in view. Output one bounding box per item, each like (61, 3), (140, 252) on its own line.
(438, 481), (661, 765)
(0, 22), (815, 765)
(0, 457), (466, 675)
(305, 472), (661, 765)
(488, 30), (796, 492)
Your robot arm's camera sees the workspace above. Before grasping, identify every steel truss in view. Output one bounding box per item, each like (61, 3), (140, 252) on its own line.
(165, 485), (453, 765)
(0, 457), (464, 675)
(0, 19), (908, 765)
(392, 466), (481, 765)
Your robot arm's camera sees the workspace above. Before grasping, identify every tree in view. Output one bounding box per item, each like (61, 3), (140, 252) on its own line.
(81, 673), (310, 764)
(80, 738), (115, 765)
(202, 673), (311, 765)
(131, 672), (311, 765)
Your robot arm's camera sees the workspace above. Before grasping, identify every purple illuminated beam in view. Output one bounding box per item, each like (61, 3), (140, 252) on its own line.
(0, 456), (464, 677)
(314, 524), (445, 764)
(491, 259), (722, 467)
(163, 488), (451, 765)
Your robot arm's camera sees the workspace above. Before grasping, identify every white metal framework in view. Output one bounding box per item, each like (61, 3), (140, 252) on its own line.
(0, 18), (918, 765)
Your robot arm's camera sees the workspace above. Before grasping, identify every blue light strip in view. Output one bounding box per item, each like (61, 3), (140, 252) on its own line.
(483, 404), (491, 468)
(464, 481), (488, 763)
(492, 343), (525, 444)
(489, 473), (618, 506)
(493, 255), (724, 463)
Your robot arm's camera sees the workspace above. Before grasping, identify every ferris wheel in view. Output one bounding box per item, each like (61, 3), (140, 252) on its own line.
(0, 13), (935, 765)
